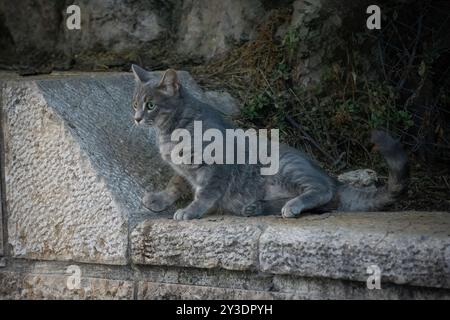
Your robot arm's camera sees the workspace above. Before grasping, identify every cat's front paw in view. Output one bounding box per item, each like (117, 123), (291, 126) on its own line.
(173, 208), (202, 221)
(281, 200), (303, 218)
(142, 191), (173, 212)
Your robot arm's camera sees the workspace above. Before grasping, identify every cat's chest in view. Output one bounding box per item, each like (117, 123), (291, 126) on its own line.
(158, 136), (192, 166)
(158, 135), (201, 185)
(159, 139), (176, 163)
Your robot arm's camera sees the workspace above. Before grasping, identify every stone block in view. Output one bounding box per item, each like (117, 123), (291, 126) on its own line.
(131, 217), (262, 270)
(137, 281), (281, 300)
(259, 212), (450, 289)
(0, 272), (133, 300)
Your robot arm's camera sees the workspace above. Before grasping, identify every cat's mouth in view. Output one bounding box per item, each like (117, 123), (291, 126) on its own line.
(134, 120), (153, 127)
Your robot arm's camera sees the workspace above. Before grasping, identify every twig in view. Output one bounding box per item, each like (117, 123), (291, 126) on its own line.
(284, 115), (337, 166)
(377, 39), (388, 82)
(397, 13), (423, 91)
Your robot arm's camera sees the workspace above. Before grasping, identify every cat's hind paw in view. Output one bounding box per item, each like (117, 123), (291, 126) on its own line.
(241, 201), (262, 216)
(142, 191), (173, 212)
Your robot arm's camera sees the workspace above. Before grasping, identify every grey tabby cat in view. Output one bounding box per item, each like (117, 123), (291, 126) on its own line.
(131, 64), (409, 220)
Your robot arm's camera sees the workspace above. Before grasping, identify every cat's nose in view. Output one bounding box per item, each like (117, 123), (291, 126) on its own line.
(134, 115), (143, 124)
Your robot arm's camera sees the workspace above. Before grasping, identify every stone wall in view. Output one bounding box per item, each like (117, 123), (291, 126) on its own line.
(0, 0), (362, 72)
(0, 72), (449, 299)
(0, 0), (273, 69)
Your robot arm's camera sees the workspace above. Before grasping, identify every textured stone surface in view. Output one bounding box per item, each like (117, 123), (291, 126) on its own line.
(1, 72), (238, 264)
(0, 0), (64, 62)
(259, 212), (450, 289)
(60, 0), (170, 54)
(132, 212), (450, 290)
(0, 224), (3, 257)
(0, 272), (133, 300)
(137, 281), (279, 300)
(0, 0), (171, 60)
(0, 197), (3, 256)
(131, 217), (262, 270)
(288, 0), (345, 87)
(0, 76), (4, 257)
(137, 278), (450, 300)
(176, 0), (263, 59)
(271, 274), (450, 300)
(2, 261), (449, 300)
(2, 81), (130, 264)
(0, 0), (266, 65)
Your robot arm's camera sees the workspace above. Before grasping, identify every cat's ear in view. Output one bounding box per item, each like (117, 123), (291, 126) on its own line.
(131, 64), (151, 83)
(157, 69), (180, 96)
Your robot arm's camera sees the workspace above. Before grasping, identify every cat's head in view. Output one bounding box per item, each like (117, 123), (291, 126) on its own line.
(131, 64), (181, 126)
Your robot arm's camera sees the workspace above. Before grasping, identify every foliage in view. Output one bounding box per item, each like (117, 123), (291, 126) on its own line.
(192, 1), (449, 174)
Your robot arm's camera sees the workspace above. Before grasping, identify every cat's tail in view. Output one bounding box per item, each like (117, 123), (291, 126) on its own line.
(337, 130), (409, 211)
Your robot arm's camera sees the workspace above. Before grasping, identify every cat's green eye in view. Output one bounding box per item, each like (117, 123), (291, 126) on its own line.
(145, 101), (156, 110)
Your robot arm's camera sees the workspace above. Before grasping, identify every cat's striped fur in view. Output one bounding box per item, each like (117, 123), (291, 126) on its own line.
(131, 65), (409, 220)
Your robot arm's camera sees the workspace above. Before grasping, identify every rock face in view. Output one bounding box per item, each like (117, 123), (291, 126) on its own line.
(0, 0), (64, 64)
(2, 76), (135, 264)
(61, 0), (173, 54)
(1, 71), (238, 264)
(0, 0), (173, 64)
(0, 0), (362, 86)
(137, 281), (277, 300)
(176, 0), (264, 59)
(0, 0), (266, 67)
(0, 272), (134, 300)
(289, 0), (345, 87)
